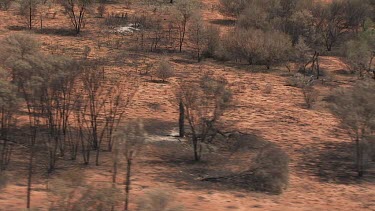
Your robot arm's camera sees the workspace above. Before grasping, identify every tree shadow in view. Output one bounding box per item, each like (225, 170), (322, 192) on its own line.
(35, 28), (77, 36)
(297, 140), (375, 184)
(142, 133), (280, 194)
(209, 19), (236, 26)
(7, 25), (27, 31)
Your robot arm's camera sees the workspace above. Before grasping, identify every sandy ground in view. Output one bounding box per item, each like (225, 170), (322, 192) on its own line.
(0, 0), (375, 210)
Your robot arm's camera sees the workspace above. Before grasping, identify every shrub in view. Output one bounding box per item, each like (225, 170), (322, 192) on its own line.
(155, 59), (174, 82)
(202, 25), (221, 58)
(0, 0), (12, 10)
(136, 189), (184, 211)
(302, 86), (319, 109)
(224, 28), (293, 69)
(97, 4), (106, 18)
(263, 83), (273, 94)
(249, 144), (289, 194)
(0, 173), (8, 189)
(286, 73), (312, 88)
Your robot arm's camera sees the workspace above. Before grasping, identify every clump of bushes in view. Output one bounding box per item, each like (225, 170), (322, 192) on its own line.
(203, 138), (289, 194)
(248, 144), (289, 194)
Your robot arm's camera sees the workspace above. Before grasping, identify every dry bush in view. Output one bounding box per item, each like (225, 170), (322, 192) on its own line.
(0, 172), (8, 189)
(104, 14), (129, 27)
(263, 83), (273, 94)
(202, 25), (222, 59)
(97, 4), (106, 18)
(224, 28), (293, 69)
(48, 170), (121, 211)
(302, 86), (319, 109)
(249, 144), (289, 194)
(136, 189), (184, 211)
(0, 0), (12, 10)
(286, 73), (312, 88)
(286, 73), (318, 108)
(155, 59), (174, 82)
(203, 142), (289, 194)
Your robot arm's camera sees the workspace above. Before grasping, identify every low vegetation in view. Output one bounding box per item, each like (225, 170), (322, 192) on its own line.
(0, 0), (374, 210)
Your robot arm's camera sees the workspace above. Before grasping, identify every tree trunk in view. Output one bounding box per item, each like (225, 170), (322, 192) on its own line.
(26, 135), (35, 209)
(29, 0), (32, 30)
(111, 154), (118, 211)
(179, 100), (184, 137)
(356, 139), (364, 177)
(193, 137), (200, 161)
(124, 158), (132, 211)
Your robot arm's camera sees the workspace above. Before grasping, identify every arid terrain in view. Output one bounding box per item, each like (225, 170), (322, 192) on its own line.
(0, 0), (375, 210)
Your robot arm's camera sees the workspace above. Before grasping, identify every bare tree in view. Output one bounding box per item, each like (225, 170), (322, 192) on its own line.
(172, 0), (199, 52)
(19, 0), (39, 29)
(189, 12), (207, 62)
(61, 0), (92, 34)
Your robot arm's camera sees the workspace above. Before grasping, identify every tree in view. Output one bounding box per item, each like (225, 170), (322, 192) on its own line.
(1, 34), (43, 209)
(115, 119), (146, 211)
(172, 0), (199, 52)
(203, 25), (221, 59)
(342, 31), (375, 78)
(0, 69), (19, 171)
(330, 80), (375, 177)
(61, 0), (92, 34)
(177, 73), (232, 161)
(19, 0), (39, 29)
(189, 13), (207, 62)
(293, 37), (312, 73)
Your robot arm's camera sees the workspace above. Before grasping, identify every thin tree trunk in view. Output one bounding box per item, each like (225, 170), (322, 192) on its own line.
(193, 137), (199, 161)
(26, 131), (36, 209)
(179, 100), (184, 137)
(124, 158), (132, 211)
(356, 139), (363, 177)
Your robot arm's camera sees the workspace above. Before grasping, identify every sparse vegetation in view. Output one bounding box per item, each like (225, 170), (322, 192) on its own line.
(0, 0), (375, 210)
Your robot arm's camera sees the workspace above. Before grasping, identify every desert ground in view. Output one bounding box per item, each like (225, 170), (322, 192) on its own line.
(0, 0), (375, 210)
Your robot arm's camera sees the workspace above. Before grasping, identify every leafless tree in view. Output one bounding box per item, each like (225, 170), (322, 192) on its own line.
(60, 0), (92, 34)
(172, 0), (199, 52)
(19, 0), (39, 29)
(189, 12), (207, 62)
